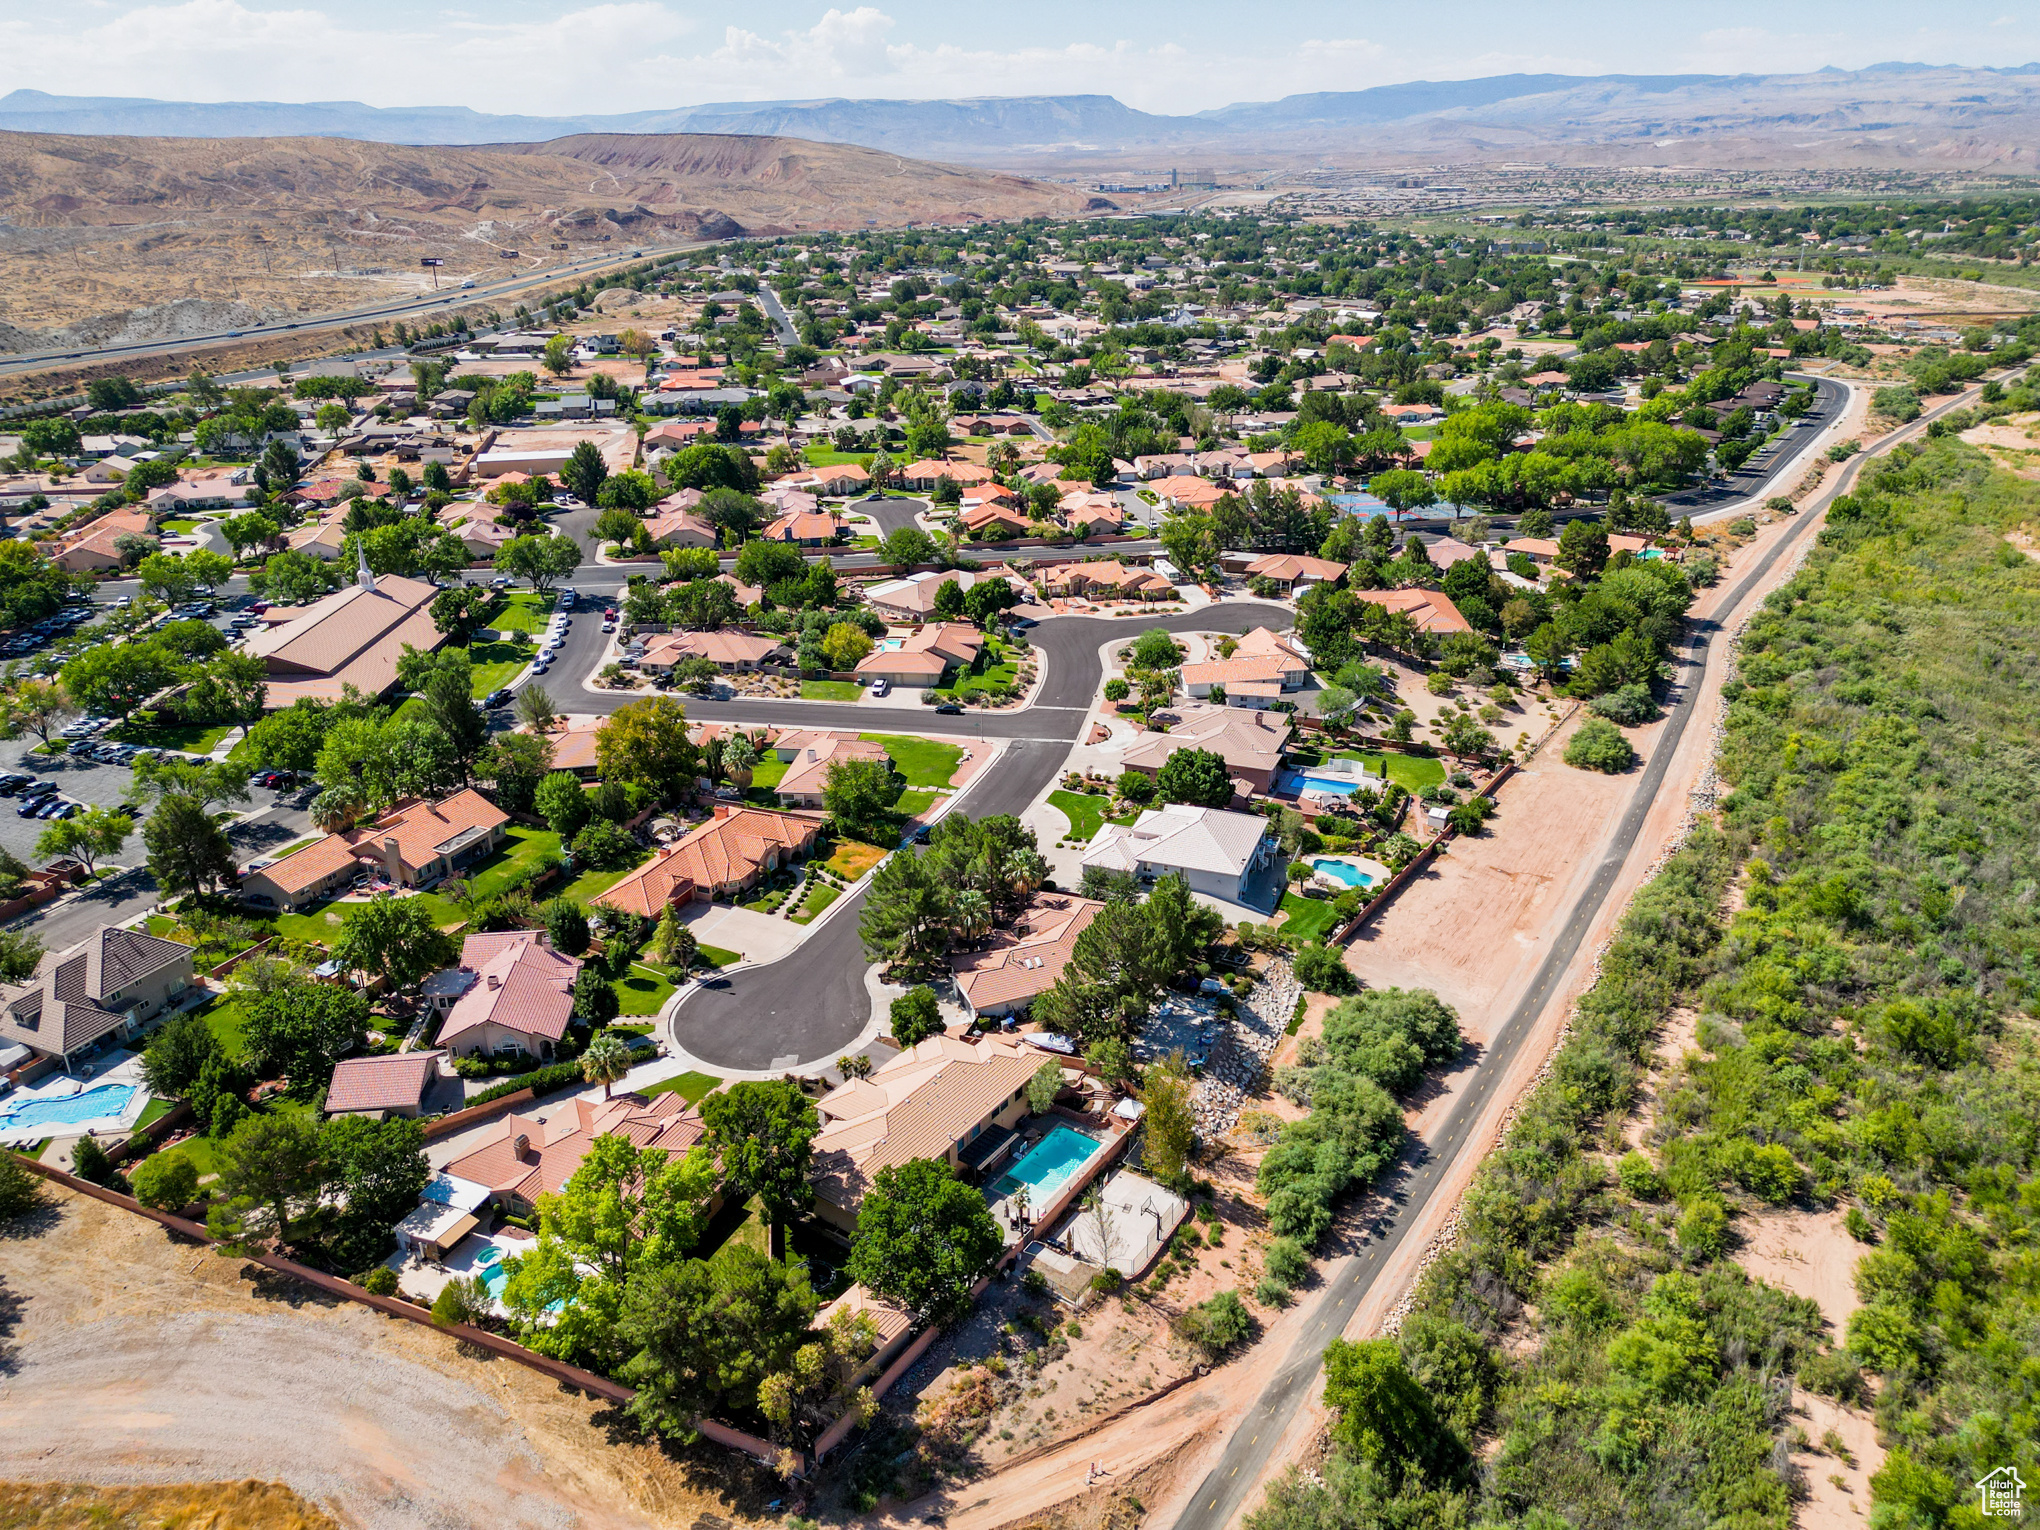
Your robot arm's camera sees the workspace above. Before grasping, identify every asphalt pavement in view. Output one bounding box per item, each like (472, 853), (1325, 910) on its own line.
(661, 601), (1291, 1070)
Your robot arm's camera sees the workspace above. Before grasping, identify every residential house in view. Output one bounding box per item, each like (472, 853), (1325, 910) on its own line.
(644, 491), (717, 548)
(0, 926), (196, 1069)
(863, 567), (1008, 622)
(431, 930), (581, 1062)
(1118, 704), (1292, 794)
(324, 1050), (453, 1119)
(950, 891), (1104, 1021)
(1033, 561), (1175, 602)
(521, 715), (603, 779)
(1082, 802), (1277, 903)
(1179, 650), (1308, 700)
(638, 628), (791, 676)
(145, 476), (254, 513)
(1243, 553), (1347, 593)
(1351, 587), (1471, 634)
(1057, 491), (1124, 537)
(443, 1088), (707, 1216)
(48, 508), (155, 573)
(901, 458), (993, 492)
(1150, 474), (1228, 510)
(1503, 536), (1561, 566)
(775, 735), (892, 808)
(593, 803), (822, 913)
(758, 509), (847, 547)
(239, 789), (509, 912)
(809, 1033), (1046, 1228)
(959, 500), (1030, 539)
(285, 518), (349, 560)
(853, 622), (983, 688)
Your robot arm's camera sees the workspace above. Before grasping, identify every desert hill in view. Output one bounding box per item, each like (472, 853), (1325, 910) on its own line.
(0, 129), (1091, 351)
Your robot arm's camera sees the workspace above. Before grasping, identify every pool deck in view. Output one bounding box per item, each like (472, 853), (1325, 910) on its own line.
(0, 1052), (154, 1148)
(387, 1226), (534, 1310)
(985, 1122), (1111, 1247)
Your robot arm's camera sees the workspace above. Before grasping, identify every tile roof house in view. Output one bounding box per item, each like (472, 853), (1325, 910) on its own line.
(863, 568), (1009, 622)
(1180, 654), (1306, 699)
(325, 1049), (453, 1119)
(239, 789), (510, 912)
(810, 1033), (1045, 1228)
(1118, 704), (1292, 793)
(1034, 561), (1175, 601)
(285, 517), (349, 560)
(901, 458), (994, 491)
(950, 891), (1104, 1020)
(853, 622), (984, 688)
(1083, 803), (1277, 903)
(775, 736), (891, 808)
(443, 1088), (708, 1213)
(1244, 553), (1347, 593)
(1150, 474), (1228, 510)
(758, 509), (848, 547)
(595, 803), (823, 913)
(48, 508), (155, 573)
(0, 925), (196, 1067)
(1057, 492), (1124, 537)
(638, 629), (791, 675)
(959, 501), (1030, 538)
(1351, 587), (1471, 634)
(432, 930), (582, 1060)
(240, 565), (444, 706)
(521, 715), (603, 778)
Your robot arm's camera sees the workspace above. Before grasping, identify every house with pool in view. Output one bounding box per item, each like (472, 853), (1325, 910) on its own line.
(809, 1033), (1108, 1237)
(0, 924), (196, 1071)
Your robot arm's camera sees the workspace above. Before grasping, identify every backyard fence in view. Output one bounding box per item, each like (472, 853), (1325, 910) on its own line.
(1328, 760), (1520, 948)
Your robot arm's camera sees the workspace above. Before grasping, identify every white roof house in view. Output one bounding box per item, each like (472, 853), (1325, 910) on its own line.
(1082, 802), (1276, 902)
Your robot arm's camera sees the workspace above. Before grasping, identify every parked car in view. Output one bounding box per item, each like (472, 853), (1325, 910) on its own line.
(483, 689), (513, 709)
(15, 799), (42, 818)
(530, 659), (551, 675)
(934, 701), (964, 715)
(870, 678), (890, 697)
(46, 801), (77, 820)
(600, 621), (617, 634)
(0, 774), (29, 795)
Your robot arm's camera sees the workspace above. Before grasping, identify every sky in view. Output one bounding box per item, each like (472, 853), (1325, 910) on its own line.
(0, 0), (2036, 117)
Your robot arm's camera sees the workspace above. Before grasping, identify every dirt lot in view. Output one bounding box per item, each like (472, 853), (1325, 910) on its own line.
(0, 1188), (774, 1530)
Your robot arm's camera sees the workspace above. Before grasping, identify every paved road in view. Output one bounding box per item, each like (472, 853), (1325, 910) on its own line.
(0, 242), (716, 382)
(1663, 375), (1848, 511)
(1165, 373), (1997, 1530)
(755, 286), (801, 347)
(661, 601), (1291, 1070)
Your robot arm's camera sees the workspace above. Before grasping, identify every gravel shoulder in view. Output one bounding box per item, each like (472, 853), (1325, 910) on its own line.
(0, 1187), (771, 1530)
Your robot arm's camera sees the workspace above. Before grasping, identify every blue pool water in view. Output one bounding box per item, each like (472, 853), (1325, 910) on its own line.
(990, 1125), (1100, 1202)
(1296, 773), (1367, 797)
(0, 1083), (136, 1129)
(1311, 859), (1372, 889)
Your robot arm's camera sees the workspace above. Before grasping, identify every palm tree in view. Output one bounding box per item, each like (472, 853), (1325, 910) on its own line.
(723, 733), (758, 791)
(580, 1032), (633, 1100)
(951, 889), (992, 944)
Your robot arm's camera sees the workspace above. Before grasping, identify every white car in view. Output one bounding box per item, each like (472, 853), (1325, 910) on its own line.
(870, 678), (890, 697)
(600, 620), (617, 634)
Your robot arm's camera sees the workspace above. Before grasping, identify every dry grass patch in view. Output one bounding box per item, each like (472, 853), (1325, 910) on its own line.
(0, 1479), (338, 1530)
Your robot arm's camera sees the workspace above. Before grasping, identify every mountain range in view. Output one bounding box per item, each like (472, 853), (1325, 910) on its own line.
(3, 64), (2039, 168)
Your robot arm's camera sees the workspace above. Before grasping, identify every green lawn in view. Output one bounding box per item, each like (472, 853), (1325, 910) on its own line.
(748, 753), (790, 790)
(1047, 789), (1134, 843)
(640, 1069), (719, 1105)
(1279, 891), (1343, 944)
(158, 518), (200, 534)
(107, 718), (234, 755)
(274, 838), (320, 858)
(936, 658), (1019, 702)
(617, 962), (677, 1016)
(155, 1132), (219, 1181)
(862, 733), (964, 788)
(802, 447), (874, 467)
(197, 994), (252, 1061)
(469, 826), (563, 898)
(1337, 749), (1448, 793)
(790, 882), (840, 925)
(894, 789), (937, 821)
(270, 828), (560, 949)
(491, 590), (554, 634)
(464, 638), (529, 697)
(559, 849), (647, 909)
(135, 1097), (177, 1129)
(801, 679), (862, 702)
(698, 944), (740, 968)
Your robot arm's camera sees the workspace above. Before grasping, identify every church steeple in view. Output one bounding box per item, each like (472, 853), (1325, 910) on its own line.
(356, 543), (377, 592)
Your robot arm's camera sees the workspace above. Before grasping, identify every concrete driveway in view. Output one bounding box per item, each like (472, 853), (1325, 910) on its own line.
(675, 901), (808, 964)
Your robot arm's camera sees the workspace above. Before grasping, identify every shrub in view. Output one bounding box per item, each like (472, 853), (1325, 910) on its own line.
(130, 1150), (199, 1211)
(1677, 1197), (1729, 1260)
(1292, 942), (1356, 994)
(0, 1150), (44, 1221)
(431, 1274), (487, 1327)
(1589, 682), (1659, 727)
(1103, 677), (1130, 703)
(571, 817), (640, 870)
(1090, 1268), (1123, 1295)
(1263, 1235), (1311, 1288)
(70, 1135), (127, 1190)
(357, 1265), (401, 1296)
(1564, 716), (1636, 773)
(1174, 1289), (1253, 1357)
(1844, 1205), (1878, 1244)
(1255, 1278), (1293, 1307)
(1615, 1150), (1664, 1201)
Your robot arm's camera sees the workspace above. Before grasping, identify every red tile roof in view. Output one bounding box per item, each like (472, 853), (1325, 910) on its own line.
(326, 1051), (445, 1113)
(436, 930), (580, 1049)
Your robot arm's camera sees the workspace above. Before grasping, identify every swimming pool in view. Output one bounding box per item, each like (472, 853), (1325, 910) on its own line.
(0, 1083), (136, 1130)
(1295, 773), (1368, 797)
(989, 1125), (1101, 1202)
(877, 637), (905, 651)
(1311, 859), (1372, 889)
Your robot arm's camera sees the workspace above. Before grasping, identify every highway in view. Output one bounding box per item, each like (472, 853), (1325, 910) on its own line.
(1163, 373), (1997, 1530)
(0, 238), (716, 382)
